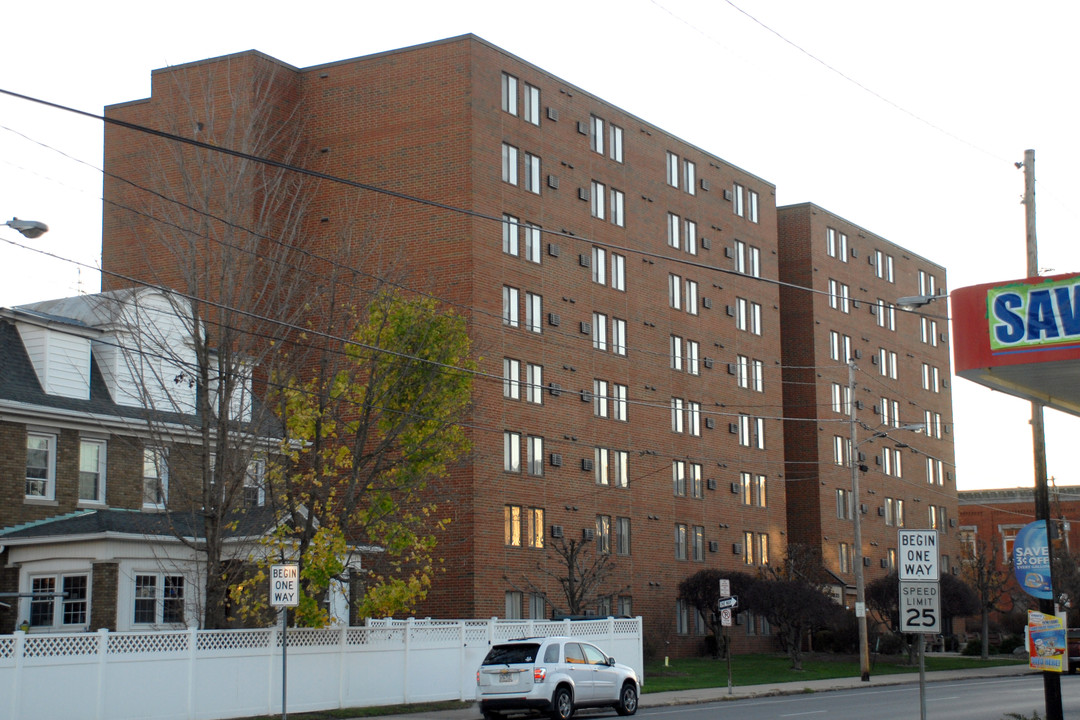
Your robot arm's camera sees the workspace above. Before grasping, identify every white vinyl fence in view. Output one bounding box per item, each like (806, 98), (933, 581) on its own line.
(0, 617), (642, 720)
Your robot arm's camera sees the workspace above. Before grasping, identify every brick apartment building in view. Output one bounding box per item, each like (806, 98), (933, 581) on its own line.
(778, 204), (961, 594)
(91, 35), (956, 651)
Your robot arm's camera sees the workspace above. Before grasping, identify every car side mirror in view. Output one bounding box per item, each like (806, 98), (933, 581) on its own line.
(607, 657), (615, 666)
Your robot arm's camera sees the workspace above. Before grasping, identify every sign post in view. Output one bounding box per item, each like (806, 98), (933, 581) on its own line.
(898, 530), (939, 720)
(718, 579), (734, 695)
(270, 564), (299, 720)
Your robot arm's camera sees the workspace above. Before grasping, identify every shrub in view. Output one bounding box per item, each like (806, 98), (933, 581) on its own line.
(998, 634), (1023, 654)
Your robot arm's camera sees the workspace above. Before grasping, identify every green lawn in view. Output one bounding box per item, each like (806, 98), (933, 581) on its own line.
(642, 653), (1027, 693)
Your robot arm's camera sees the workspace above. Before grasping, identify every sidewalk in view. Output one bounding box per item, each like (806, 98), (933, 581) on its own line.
(365, 663), (1035, 720)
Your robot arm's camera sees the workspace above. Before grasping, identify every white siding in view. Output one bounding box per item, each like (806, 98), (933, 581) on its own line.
(15, 323), (92, 400)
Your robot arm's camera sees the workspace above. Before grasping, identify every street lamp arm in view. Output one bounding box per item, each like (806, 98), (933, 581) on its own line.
(4, 217), (49, 239)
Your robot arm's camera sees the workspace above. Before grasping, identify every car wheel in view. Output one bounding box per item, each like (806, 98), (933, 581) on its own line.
(550, 686), (574, 720)
(615, 682), (638, 716)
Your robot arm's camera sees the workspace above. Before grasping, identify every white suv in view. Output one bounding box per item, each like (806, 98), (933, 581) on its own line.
(476, 636), (639, 720)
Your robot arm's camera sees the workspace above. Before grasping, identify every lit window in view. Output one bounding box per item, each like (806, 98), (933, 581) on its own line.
(741, 472), (767, 507)
(690, 463), (703, 499)
(595, 447), (610, 486)
(837, 488), (852, 519)
(597, 515), (612, 553)
(839, 543), (852, 573)
(505, 505), (544, 548)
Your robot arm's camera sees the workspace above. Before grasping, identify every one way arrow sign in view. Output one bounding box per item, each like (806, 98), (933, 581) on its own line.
(717, 595), (738, 610)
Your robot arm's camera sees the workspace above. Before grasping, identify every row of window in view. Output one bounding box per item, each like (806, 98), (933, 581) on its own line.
(592, 379), (629, 421)
(591, 181), (626, 226)
(676, 602), (772, 636)
(670, 398), (701, 435)
(838, 543), (953, 575)
(28, 571), (183, 629)
(504, 591), (633, 621)
(503, 358), (544, 404)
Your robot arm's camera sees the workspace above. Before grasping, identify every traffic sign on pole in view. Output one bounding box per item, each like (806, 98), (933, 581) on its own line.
(899, 581), (940, 633)
(898, 530), (940, 581)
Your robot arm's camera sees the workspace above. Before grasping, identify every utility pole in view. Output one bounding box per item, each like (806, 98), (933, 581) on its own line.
(849, 360), (870, 682)
(1023, 148), (1062, 720)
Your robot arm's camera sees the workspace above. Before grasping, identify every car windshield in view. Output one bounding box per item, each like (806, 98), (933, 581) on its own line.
(483, 643), (542, 665)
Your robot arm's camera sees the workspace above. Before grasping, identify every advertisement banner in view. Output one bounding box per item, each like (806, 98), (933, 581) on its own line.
(1013, 520), (1052, 600)
(988, 276), (1080, 354)
(1028, 610), (1066, 673)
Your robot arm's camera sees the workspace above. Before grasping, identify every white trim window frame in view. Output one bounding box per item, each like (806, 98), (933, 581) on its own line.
(79, 438), (108, 504)
(133, 572), (186, 626)
(142, 447), (168, 509)
(26, 431), (57, 500)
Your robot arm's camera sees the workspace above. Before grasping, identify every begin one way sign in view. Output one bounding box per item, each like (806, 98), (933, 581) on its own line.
(270, 564), (300, 607)
(898, 530), (939, 581)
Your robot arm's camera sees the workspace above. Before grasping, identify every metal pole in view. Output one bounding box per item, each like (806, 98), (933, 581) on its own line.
(849, 360), (870, 681)
(918, 634), (927, 720)
(1024, 148), (1063, 720)
(281, 607), (288, 720)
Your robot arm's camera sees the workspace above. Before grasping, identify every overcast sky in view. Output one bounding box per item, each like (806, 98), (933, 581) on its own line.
(2, 0), (1077, 491)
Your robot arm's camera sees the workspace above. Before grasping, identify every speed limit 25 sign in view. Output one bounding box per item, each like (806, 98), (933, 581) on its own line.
(899, 581), (940, 633)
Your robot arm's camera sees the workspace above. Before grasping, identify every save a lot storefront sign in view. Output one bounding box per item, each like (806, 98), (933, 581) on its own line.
(989, 275), (1080, 354)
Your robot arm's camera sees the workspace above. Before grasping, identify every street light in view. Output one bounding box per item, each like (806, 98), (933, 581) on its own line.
(896, 294), (939, 311)
(4, 217), (49, 239)
(848, 357), (924, 681)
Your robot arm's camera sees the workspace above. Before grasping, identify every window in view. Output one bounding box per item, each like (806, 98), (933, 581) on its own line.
(675, 524), (688, 560)
(504, 431), (521, 473)
(505, 591), (523, 620)
(886, 548), (898, 571)
(524, 83), (540, 125)
(609, 124), (623, 162)
(134, 574), (184, 625)
(590, 115), (605, 154)
(682, 218), (697, 255)
(612, 449), (628, 488)
(827, 228), (848, 261)
(839, 543), (852, 573)
(685, 279), (699, 315)
(525, 292), (542, 333)
(875, 250), (895, 282)
(612, 318), (627, 356)
(919, 270), (938, 296)
(676, 599), (689, 635)
(672, 460), (686, 497)
(689, 463), (703, 499)
(78, 438), (107, 503)
(687, 401), (701, 436)
(930, 505), (948, 531)
(529, 593), (545, 619)
(504, 358), (521, 400)
(501, 143), (518, 185)
(502, 214), (519, 256)
(592, 246), (607, 285)
(748, 190), (759, 223)
(593, 379), (609, 418)
(244, 459), (265, 507)
(613, 383), (628, 422)
(592, 312), (608, 351)
(526, 363), (543, 404)
(738, 415), (765, 449)
(740, 472), (767, 507)
(883, 447), (903, 477)
(878, 348), (898, 379)
(29, 574), (88, 628)
(831, 382), (851, 414)
(610, 189), (625, 227)
(668, 273), (682, 310)
(751, 359), (764, 392)
(880, 397), (900, 427)
(684, 160), (697, 196)
(26, 432), (56, 499)
(736, 298), (762, 334)
(502, 286), (519, 327)
(922, 363), (940, 393)
(926, 457), (945, 486)
(524, 223), (542, 264)
(921, 318), (939, 346)
(501, 73), (518, 115)
(591, 181), (606, 220)
(833, 435), (851, 466)
(667, 212), (680, 250)
(876, 300), (896, 331)
(737, 355), (750, 389)
(505, 505), (544, 548)
(886, 497), (905, 527)
(142, 447), (167, 508)
(744, 531), (768, 565)
(733, 183), (745, 217)
(670, 398), (684, 433)
(836, 488), (853, 519)
(733, 240), (760, 277)
(828, 279), (851, 313)
(596, 515), (611, 554)
(666, 152), (679, 188)
(611, 253), (626, 290)
(686, 340), (700, 375)
(595, 447), (610, 486)
(829, 331), (852, 362)
(525, 152), (541, 194)
(616, 517), (631, 555)
(691, 526), (705, 561)
(527, 436), (544, 476)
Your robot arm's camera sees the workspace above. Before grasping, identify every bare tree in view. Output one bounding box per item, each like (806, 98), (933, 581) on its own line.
(961, 538), (1015, 659)
(677, 569), (756, 658)
(507, 537), (628, 618)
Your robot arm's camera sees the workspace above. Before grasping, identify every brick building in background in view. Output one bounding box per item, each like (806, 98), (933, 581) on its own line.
(91, 35), (955, 652)
(777, 204), (960, 596)
(959, 486), (1080, 571)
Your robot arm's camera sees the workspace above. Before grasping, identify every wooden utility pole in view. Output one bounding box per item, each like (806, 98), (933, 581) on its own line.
(1024, 148), (1063, 720)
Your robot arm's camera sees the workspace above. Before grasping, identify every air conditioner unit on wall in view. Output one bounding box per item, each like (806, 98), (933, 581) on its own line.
(551, 525), (564, 538)
(582, 528), (595, 540)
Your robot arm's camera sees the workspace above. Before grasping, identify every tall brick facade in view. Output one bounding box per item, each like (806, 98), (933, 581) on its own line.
(94, 35), (958, 653)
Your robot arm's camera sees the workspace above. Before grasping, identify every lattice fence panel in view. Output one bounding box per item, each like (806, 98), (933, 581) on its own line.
(0, 636), (14, 660)
(197, 628), (271, 652)
(108, 632), (188, 655)
(23, 633), (100, 658)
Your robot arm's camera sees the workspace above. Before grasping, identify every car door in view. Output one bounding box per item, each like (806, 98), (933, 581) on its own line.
(562, 642), (594, 702)
(581, 642), (618, 701)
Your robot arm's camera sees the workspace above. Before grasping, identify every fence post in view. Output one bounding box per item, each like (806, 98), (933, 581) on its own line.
(10, 631), (25, 720)
(338, 623), (347, 708)
(186, 627), (198, 720)
(403, 618), (414, 703)
(458, 621), (467, 701)
(95, 629), (109, 720)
